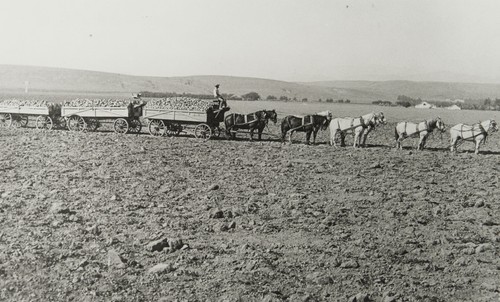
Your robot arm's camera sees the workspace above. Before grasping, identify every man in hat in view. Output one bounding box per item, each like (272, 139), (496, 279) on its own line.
(213, 84), (227, 109)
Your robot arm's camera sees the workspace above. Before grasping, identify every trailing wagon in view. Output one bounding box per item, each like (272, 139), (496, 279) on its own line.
(61, 100), (144, 133)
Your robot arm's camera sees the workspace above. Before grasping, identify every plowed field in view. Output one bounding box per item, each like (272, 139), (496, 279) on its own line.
(1, 103), (499, 301)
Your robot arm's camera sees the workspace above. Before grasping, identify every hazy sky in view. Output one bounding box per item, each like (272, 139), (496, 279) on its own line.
(1, 0), (500, 82)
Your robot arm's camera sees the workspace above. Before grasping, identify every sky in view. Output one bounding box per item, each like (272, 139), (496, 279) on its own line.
(1, 0), (500, 83)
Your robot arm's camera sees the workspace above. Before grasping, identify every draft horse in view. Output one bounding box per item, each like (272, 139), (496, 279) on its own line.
(360, 112), (386, 147)
(328, 112), (385, 147)
(224, 109), (277, 141)
(450, 119), (497, 154)
(281, 114), (330, 144)
(394, 117), (446, 150)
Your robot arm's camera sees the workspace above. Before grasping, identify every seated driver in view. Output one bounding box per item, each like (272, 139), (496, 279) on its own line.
(213, 84), (227, 109)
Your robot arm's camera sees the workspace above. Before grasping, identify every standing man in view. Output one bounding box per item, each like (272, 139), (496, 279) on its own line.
(213, 84), (227, 109)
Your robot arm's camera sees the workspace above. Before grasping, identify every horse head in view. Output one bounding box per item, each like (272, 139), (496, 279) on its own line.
(319, 115), (330, 130)
(436, 117), (446, 132)
(376, 112), (387, 125)
(489, 119), (498, 132)
(264, 109), (278, 124)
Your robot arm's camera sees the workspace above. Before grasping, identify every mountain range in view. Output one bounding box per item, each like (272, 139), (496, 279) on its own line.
(1, 64), (500, 103)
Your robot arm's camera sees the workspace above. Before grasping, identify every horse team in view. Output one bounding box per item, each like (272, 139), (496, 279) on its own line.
(225, 109), (498, 154)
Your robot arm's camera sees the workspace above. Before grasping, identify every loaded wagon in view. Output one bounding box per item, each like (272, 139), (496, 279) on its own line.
(61, 100), (144, 133)
(0, 102), (62, 130)
(143, 98), (229, 139)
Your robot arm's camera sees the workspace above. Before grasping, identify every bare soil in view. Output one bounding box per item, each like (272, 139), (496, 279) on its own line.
(0, 123), (499, 302)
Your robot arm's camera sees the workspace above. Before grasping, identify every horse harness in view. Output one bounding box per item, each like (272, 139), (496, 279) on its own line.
(286, 115), (317, 132)
(231, 112), (265, 127)
(402, 120), (431, 137)
(337, 116), (367, 132)
(457, 122), (488, 141)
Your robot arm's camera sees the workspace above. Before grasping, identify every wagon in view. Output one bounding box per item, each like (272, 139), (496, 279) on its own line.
(0, 104), (62, 130)
(61, 103), (144, 133)
(143, 106), (230, 139)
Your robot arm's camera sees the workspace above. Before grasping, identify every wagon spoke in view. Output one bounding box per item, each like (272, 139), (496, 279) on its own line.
(36, 116), (53, 130)
(113, 118), (129, 134)
(148, 120), (165, 137)
(68, 115), (86, 132)
(194, 124), (212, 140)
(129, 119), (142, 133)
(0, 113), (12, 128)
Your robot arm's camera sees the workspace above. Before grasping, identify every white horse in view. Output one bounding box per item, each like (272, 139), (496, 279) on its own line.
(360, 112), (386, 147)
(450, 119), (497, 154)
(395, 117), (446, 150)
(328, 112), (378, 147)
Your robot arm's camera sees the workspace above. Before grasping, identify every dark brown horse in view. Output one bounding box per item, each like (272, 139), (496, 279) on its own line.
(224, 109), (278, 140)
(281, 114), (330, 144)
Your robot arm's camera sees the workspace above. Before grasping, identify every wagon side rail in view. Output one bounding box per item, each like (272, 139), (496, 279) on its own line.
(0, 105), (50, 115)
(61, 106), (131, 118)
(143, 108), (207, 123)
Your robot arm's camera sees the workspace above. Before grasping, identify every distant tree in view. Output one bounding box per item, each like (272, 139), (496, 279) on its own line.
(396, 100), (412, 108)
(318, 98), (323, 102)
(266, 95), (277, 100)
(302, 98), (308, 102)
(326, 98), (334, 103)
(337, 99), (344, 103)
(292, 97), (298, 101)
(345, 99), (351, 103)
(241, 92), (261, 101)
(279, 95), (289, 101)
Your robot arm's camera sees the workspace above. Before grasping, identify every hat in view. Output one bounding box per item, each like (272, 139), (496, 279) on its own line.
(215, 84), (220, 87)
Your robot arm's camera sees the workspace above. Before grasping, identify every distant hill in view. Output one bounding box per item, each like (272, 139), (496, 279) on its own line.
(1, 64), (500, 103)
(303, 80), (500, 102)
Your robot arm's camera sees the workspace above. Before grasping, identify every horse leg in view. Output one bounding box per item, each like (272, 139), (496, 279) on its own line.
(312, 129), (318, 145)
(419, 135), (428, 150)
(362, 128), (371, 147)
(258, 126), (263, 141)
(231, 127), (237, 140)
(281, 128), (287, 143)
(249, 128), (254, 141)
(396, 134), (402, 150)
(306, 131), (311, 145)
(475, 139), (481, 154)
(289, 131), (294, 144)
(340, 132), (346, 147)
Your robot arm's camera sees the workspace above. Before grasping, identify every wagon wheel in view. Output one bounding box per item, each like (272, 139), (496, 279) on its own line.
(128, 119), (142, 133)
(35, 116), (53, 130)
(55, 117), (66, 129)
(194, 123), (212, 140)
(113, 118), (129, 134)
(85, 119), (99, 132)
(148, 119), (165, 137)
(212, 126), (222, 138)
(164, 123), (179, 137)
(0, 113), (12, 128)
(12, 115), (29, 128)
(67, 115), (86, 132)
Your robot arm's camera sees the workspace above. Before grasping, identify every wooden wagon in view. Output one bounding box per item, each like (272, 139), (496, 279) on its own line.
(143, 106), (229, 139)
(61, 103), (144, 133)
(0, 105), (61, 130)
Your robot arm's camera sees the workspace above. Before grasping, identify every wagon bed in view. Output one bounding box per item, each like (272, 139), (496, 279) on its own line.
(0, 105), (57, 129)
(143, 106), (229, 139)
(61, 104), (144, 133)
